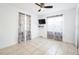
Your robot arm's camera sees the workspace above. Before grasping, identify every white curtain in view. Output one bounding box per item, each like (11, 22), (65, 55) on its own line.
(47, 16), (64, 33)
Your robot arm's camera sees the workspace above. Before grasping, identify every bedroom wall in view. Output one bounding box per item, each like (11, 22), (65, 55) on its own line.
(76, 4), (79, 48)
(63, 8), (76, 44)
(31, 15), (39, 39)
(0, 4), (38, 48)
(0, 4), (18, 48)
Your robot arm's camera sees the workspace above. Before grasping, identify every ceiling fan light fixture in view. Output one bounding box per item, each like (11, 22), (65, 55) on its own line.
(41, 8), (45, 11)
(38, 8), (45, 12)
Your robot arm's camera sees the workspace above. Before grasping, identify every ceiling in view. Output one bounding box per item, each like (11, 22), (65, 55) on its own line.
(10, 3), (77, 15)
(9, 3), (40, 15)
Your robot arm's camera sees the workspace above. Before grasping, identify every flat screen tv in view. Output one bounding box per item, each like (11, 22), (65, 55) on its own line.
(39, 19), (46, 24)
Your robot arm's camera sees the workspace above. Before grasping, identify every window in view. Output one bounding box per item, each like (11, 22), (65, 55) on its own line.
(47, 15), (64, 33)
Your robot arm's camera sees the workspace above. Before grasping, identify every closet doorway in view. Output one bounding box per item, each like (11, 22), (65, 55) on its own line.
(18, 12), (31, 44)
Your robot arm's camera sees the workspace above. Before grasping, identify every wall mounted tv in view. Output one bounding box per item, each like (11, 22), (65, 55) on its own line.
(38, 19), (46, 24)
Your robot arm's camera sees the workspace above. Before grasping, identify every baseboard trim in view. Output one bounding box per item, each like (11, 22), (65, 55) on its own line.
(0, 41), (17, 49)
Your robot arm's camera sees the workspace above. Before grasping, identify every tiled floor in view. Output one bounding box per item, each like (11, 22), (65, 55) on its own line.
(0, 38), (77, 55)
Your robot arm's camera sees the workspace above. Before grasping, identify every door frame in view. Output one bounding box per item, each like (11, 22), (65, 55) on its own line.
(18, 12), (31, 43)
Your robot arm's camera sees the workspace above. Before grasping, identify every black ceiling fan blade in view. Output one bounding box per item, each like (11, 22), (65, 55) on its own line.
(35, 3), (41, 7)
(44, 6), (53, 8)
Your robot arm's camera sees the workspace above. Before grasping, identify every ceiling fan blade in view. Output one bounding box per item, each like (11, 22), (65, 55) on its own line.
(35, 3), (41, 7)
(44, 6), (53, 8)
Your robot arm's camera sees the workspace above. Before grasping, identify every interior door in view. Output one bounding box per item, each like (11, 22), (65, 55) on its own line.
(18, 12), (25, 43)
(18, 12), (31, 43)
(26, 15), (31, 40)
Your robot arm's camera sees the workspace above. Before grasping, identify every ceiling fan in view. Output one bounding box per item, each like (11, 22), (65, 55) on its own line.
(35, 3), (53, 12)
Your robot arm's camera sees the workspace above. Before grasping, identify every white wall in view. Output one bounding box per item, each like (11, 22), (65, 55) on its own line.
(76, 4), (79, 48)
(31, 15), (39, 39)
(0, 4), (38, 48)
(40, 8), (76, 44)
(77, 8), (79, 48)
(37, 15), (47, 38)
(0, 4), (18, 48)
(63, 8), (76, 44)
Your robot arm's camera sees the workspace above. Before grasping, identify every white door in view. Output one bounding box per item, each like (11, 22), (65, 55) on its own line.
(26, 15), (31, 40)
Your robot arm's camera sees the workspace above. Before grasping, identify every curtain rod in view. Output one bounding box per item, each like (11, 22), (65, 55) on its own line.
(47, 14), (63, 18)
